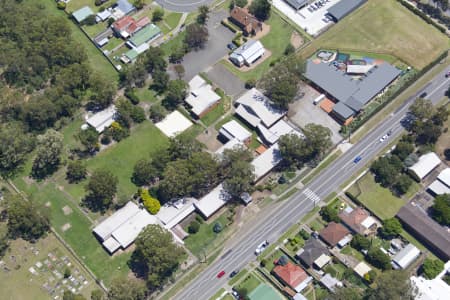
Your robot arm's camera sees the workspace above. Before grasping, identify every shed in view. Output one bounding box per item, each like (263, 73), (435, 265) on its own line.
(392, 243), (420, 269)
(320, 273), (342, 292)
(353, 261), (371, 278)
(85, 105), (116, 133)
(408, 152), (441, 181)
(314, 254), (331, 269)
(96, 10), (112, 22)
(155, 110), (193, 137)
(72, 6), (94, 23)
(219, 120), (252, 143)
(230, 40), (265, 67)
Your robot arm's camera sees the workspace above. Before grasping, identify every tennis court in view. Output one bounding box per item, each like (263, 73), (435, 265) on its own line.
(248, 284), (283, 300)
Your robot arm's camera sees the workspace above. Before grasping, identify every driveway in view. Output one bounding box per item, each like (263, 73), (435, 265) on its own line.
(181, 10), (235, 80)
(155, 0), (215, 12)
(206, 63), (245, 98)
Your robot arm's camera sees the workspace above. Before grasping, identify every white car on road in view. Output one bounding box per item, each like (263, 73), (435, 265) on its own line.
(255, 240), (269, 255)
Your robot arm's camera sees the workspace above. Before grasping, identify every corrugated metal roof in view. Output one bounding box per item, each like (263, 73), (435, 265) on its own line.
(72, 6), (94, 23)
(220, 120), (252, 142)
(252, 143), (282, 181)
(332, 101), (354, 119)
(409, 152), (441, 180)
(194, 184), (230, 218)
(129, 24), (161, 47)
(327, 0), (367, 21)
(392, 243), (420, 269)
(284, 0), (309, 10)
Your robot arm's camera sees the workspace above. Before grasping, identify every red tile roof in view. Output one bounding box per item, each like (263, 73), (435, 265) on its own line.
(273, 262), (308, 290)
(230, 7), (262, 34)
(127, 16), (150, 35)
(339, 207), (370, 234)
(319, 222), (350, 246)
(113, 16), (134, 31)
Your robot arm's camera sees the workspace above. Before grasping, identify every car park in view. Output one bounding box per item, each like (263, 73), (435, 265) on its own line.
(217, 270), (226, 278)
(255, 240), (269, 255)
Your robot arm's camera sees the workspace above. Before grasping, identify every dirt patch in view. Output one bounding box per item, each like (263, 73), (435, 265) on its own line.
(196, 128), (222, 152)
(290, 31), (304, 49)
(62, 206), (73, 216)
(61, 223), (71, 232)
(251, 23), (271, 40)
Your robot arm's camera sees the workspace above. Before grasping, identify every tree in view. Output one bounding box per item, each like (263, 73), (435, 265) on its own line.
(31, 129), (64, 179)
(366, 247), (391, 270)
(249, 0), (271, 20)
(173, 64), (185, 78)
(83, 169), (118, 211)
(142, 47), (166, 74)
(132, 159), (157, 186)
(64, 267), (71, 278)
(370, 155), (403, 187)
(221, 147), (255, 198)
(6, 195), (50, 241)
(90, 289), (104, 300)
(328, 287), (362, 300)
(279, 133), (311, 168)
(234, 0), (248, 8)
(431, 194), (450, 226)
(422, 258), (444, 279)
(116, 98), (146, 127)
(350, 234), (370, 251)
(140, 189), (161, 214)
(0, 226), (10, 258)
(107, 277), (147, 300)
(184, 23), (209, 51)
(404, 153), (419, 167)
(162, 80), (188, 110)
(188, 220), (200, 233)
(0, 124), (34, 176)
(149, 103), (167, 123)
(66, 160), (87, 183)
(197, 5), (210, 24)
(365, 270), (415, 300)
(266, 80), (298, 110)
(284, 43), (295, 55)
(392, 141), (414, 161)
(319, 205), (340, 222)
(151, 69), (169, 92)
(81, 15), (96, 26)
(130, 225), (185, 290)
(410, 98), (435, 121)
(134, 0), (145, 9)
(88, 73), (116, 110)
(393, 174), (413, 195)
(152, 8), (164, 22)
(303, 123), (332, 159)
(63, 290), (86, 300)
(379, 218), (402, 239)
(78, 127), (99, 153)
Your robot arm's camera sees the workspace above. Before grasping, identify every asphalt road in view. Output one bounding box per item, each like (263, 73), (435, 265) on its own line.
(155, 0), (216, 12)
(173, 66), (450, 300)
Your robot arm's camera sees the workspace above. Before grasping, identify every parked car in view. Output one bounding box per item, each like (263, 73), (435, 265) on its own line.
(229, 270), (239, 278)
(255, 240), (269, 255)
(227, 43), (237, 50)
(217, 270), (226, 278)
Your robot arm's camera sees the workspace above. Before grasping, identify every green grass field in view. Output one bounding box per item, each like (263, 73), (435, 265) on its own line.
(347, 173), (406, 220)
(222, 12), (294, 81)
(235, 273), (261, 294)
(300, 0), (449, 70)
(38, 0), (118, 82)
(87, 121), (169, 197)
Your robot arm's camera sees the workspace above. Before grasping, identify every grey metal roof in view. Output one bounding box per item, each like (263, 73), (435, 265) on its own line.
(305, 60), (401, 113)
(327, 0), (367, 21)
(333, 101), (354, 119)
(284, 0), (309, 10)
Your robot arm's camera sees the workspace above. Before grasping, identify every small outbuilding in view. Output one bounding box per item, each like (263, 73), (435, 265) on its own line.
(408, 152), (441, 181)
(85, 105), (116, 133)
(230, 40), (265, 67)
(392, 243), (421, 269)
(155, 110), (193, 137)
(219, 120), (252, 144)
(72, 6), (94, 23)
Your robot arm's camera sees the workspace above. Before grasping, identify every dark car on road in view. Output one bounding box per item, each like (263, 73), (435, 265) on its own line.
(229, 270), (239, 278)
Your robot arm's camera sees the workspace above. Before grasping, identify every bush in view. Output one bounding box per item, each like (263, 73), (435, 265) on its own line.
(221, 20), (237, 33)
(195, 215), (204, 224)
(110, 122), (129, 142)
(124, 87), (140, 105)
(188, 220), (200, 234)
(213, 222), (223, 233)
(320, 205), (340, 222)
(64, 267), (71, 278)
(100, 135), (111, 145)
(245, 78), (256, 89)
(422, 258), (444, 279)
(152, 8), (164, 22)
(57, 1), (66, 9)
(260, 259), (267, 267)
(299, 229), (310, 240)
(81, 15), (96, 26)
(140, 189), (161, 214)
(284, 44), (295, 55)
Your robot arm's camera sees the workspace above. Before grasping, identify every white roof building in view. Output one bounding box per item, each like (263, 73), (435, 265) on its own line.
(353, 261), (372, 278)
(215, 139), (244, 155)
(194, 184), (230, 218)
(93, 202), (159, 254)
(155, 110), (193, 137)
(346, 64), (374, 74)
(409, 152), (441, 180)
(428, 168), (450, 196)
(235, 88), (285, 128)
(392, 243), (420, 269)
(156, 198), (197, 230)
(96, 9), (112, 22)
(411, 260), (450, 300)
(230, 40), (265, 66)
(320, 273), (343, 292)
(185, 75), (221, 117)
(314, 254), (331, 269)
(85, 105), (116, 133)
(219, 120), (252, 143)
(251, 143), (282, 182)
(257, 119), (302, 145)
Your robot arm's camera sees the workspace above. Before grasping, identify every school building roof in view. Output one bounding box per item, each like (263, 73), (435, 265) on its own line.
(428, 168), (450, 195)
(185, 75), (221, 117)
(156, 198), (197, 230)
(251, 143), (282, 182)
(72, 6), (94, 23)
(219, 120), (252, 143)
(85, 105), (116, 133)
(327, 0), (367, 22)
(194, 184), (231, 218)
(155, 110), (193, 137)
(408, 152), (441, 180)
(284, 0), (309, 10)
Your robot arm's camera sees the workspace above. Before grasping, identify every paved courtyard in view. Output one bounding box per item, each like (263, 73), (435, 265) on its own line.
(181, 10), (235, 80)
(288, 82), (342, 144)
(273, 0), (341, 36)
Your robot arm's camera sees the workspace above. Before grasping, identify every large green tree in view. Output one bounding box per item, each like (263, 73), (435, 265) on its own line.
(329, 287), (362, 300)
(379, 218), (402, 239)
(431, 194), (450, 226)
(66, 160), (87, 183)
(130, 225), (184, 290)
(132, 159), (158, 186)
(221, 146), (255, 198)
(83, 169), (118, 211)
(366, 247), (392, 271)
(162, 79), (188, 110)
(365, 270), (415, 300)
(370, 155), (403, 187)
(0, 124), (34, 176)
(78, 127), (99, 153)
(184, 23), (209, 51)
(107, 277), (147, 300)
(249, 0), (271, 20)
(31, 129), (64, 179)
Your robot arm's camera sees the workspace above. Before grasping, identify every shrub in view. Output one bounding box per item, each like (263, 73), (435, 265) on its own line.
(260, 259), (267, 267)
(284, 44), (295, 55)
(64, 267), (71, 278)
(100, 135), (111, 145)
(422, 258), (444, 279)
(245, 78), (256, 89)
(140, 189), (161, 214)
(188, 220), (200, 234)
(124, 87), (140, 105)
(299, 229), (310, 240)
(213, 222), (223, 233)
(57, 1), (66, 9)
(110, 121), (129, 141)
(152, 8), (164, 22)
(195, 215), (204, 224)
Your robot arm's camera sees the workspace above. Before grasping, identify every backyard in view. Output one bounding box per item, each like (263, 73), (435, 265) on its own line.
(346, 172), (407, 220)
(234, 272), (262, 295)
(300, 0), (449, 70)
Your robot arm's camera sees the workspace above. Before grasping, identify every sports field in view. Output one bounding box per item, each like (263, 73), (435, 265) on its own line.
(301, 0), (449, 70)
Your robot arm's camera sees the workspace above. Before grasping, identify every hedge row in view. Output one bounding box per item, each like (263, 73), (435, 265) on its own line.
(397, 0), (447, 33)
(220, 19), (238, 33)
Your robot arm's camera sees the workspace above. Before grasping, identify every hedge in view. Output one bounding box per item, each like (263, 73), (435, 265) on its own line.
(221, 19), (238, 33)
(397, 0), (447, 33)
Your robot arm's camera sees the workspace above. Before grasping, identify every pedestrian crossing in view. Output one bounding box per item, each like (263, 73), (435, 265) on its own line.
(303, 188), (321, 203)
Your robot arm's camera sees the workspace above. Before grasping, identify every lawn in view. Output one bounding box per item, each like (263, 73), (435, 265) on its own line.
(341, 245), (365, 261)
(165, 12), (183, 30)
(262, 249), (285, 271)
(200, 99), (226, 126)
(347, 172), (406, 220)
(103, 37), (124, 52)
(324, 263), (347, 280)
(135, 86), (159, 103)
(37, 0), (118, 82)
(87, 121), (169, 197)
(228, 269), (248, 285)
(183, 213), (231, 257)
(221, 11), (295, 81)
(160, 30), (186, 57)
(300, 0), (449, 70)
(82, 22), (107, 38)
(235, 273), (261, 294)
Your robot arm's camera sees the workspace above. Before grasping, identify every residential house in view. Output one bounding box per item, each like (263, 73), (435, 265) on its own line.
(251, 143), (282, 182)
(319, 222), (351, 247)
(411, 260), (450, 300)
(392, 243), (421, 270)
(122, 24), (161, 63)
(93, 202), (158, 254)
(85, 105), (116, 133)
(230, 40), (265, 67)
(215, 139), (244, 155)
(408, 152), (441, 181)
(194, 184), (231, 219)
(339, 206), (378, 235)
(185, 75), (221, 118)
(219, 120), (252, 144)
(230, 7), (263, 35)
(72, 6), (94, 23)
(428, 168), (450, 196)
(296, 238), (329, 269)
(111, 0), (136, 19)
(397, 201), (450, 260)
(112, 16), (151, 39)
(273, 262), (313, 293)
(257, 119), (303, 146)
